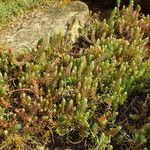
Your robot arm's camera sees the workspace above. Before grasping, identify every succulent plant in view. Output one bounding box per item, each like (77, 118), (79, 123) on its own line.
(0, 1), (149, 149)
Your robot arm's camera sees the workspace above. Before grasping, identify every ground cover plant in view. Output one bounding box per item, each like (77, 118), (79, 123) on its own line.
(0, 0), (39, 26)
(0, 0), (61, 27)
(0, 0), (150, 149)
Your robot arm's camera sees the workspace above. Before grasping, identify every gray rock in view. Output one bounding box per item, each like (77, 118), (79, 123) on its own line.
(0, 1), (89, 51)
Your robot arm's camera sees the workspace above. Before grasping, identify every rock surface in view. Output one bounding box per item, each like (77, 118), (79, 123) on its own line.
(0, 1), (89, 51)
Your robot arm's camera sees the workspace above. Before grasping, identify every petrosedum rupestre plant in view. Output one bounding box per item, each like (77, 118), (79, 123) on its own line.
(0, 2), (149, 150)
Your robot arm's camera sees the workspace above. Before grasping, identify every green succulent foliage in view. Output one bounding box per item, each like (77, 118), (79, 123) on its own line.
(0, 1), (149, 149)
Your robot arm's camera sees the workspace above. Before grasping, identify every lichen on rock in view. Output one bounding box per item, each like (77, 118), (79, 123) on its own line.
(0, 1), (89, 51)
